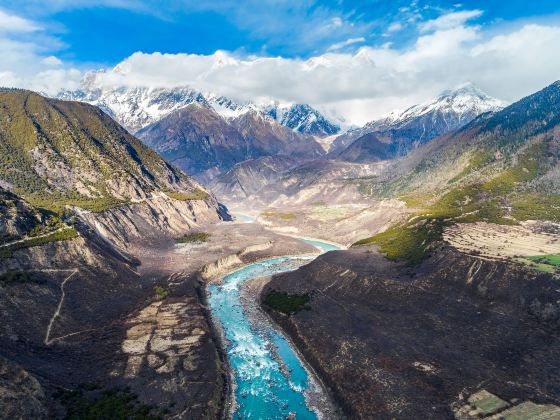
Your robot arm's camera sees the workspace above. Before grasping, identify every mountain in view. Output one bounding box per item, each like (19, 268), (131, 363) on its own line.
(0, 89), (230, 418)
(332, 83), (506, 160)
(137, 104), (325, 181)
(0, 89), (209, 211)
(210, 155), (298, 202)
(255, 81), (560, 419)
(58, 71), (341, 137)
(58, 76), (209, 134)
(355, 80), (560, 266)
(367, 83), (505, 135)
(264, 103), (340, 137)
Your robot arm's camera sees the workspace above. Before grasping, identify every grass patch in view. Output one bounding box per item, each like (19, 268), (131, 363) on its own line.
(263, 290), (311, 314)
(310, 200), (326, 206)
(261, 210), (296, 220)
(175, 232), (211, 244)
(58, 385), (160, 420)
(522, 255), (560, 273)
(154, 286), (169, 300)
(354, 218), (448, 266)
(0, 227), (78, 260)
(510, 193), (560, 223)
(26, 194), (128, 214)
(165, 189), (208, 201)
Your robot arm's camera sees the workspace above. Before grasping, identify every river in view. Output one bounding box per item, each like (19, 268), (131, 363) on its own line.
(207, 238), (341, 419)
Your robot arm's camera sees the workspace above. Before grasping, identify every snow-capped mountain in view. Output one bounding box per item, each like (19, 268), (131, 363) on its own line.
(135, 102), (325, 181)
(365, 83), (506, 135)
(264, 103), (340, 137)
(57, 71), (340, 136)
(331, 83), (506, 157)
(335, 83), (507, 162)
(58, 76), (210, 133)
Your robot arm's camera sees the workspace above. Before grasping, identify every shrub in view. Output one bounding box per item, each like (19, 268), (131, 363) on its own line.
(154, 286), (169, 300)
(175, 232), (211, 244)
(263, 290), (311, 314)
(0, 227), (78, 260)
(58, 386), (160, 420)
(0, 271), (32, 286)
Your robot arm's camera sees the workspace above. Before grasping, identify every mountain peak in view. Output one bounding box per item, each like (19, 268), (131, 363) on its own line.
(439, 82), (487, 98)
(264, 103), (340, 137)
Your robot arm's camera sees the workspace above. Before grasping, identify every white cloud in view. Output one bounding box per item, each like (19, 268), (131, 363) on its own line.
(387, 22), (403, 33)
(0, 9), (81, 93)
(80, 21), (560, 124)
(0, 9), (40, 32)
(2, 7), (560, 126)
(327, 37), (365, 52)
(42, 55), (63, 66)
(419, 9), (483, 32)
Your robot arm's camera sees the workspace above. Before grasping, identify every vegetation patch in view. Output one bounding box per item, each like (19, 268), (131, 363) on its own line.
(28, 216), (64, 237)
(26, 194), (129, 214)
(175, 232), (211, 244)
(354, 218), (448, 266)
(0, 271), (33, 286)
(263, 290), (311, 314)
(310, 200), (326, 206)
(261, 210), (296, 220)
(154, 286), (169, 300)
(165, 189), (208, 201)
(510, 193), (560, 223)
(523, 255), (560, 273)
(0, 227), (78, 260)
(57, 385), (160, 420)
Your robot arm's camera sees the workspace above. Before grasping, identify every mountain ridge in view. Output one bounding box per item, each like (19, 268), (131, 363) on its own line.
(57, 71), (341, 136)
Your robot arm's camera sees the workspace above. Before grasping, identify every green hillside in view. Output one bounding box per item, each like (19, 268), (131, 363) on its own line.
(0, 89), (201, 213)
(355, 82), (560, 265)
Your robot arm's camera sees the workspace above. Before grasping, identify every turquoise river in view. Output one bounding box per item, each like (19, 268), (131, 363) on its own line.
(207, 238), (341, 419)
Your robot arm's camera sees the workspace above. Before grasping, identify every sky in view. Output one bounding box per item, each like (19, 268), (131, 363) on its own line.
(1, 0), (560, 124)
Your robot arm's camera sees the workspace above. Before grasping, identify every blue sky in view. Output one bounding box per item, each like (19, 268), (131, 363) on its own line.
(3, 0), (560, 65)
(1, 1), (560, 123)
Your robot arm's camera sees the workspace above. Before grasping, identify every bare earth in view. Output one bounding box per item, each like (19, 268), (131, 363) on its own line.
(444, 221), (560, 260)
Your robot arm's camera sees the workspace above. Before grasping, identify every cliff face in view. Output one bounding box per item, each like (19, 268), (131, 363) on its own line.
(262, 246), (560, 419)
(78, 193), (228, 250)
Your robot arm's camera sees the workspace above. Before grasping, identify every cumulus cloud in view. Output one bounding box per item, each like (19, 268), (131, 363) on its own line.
(0, 9), (81, 93)
(2, 5), (560, 126)
(76, 20), (560, 125)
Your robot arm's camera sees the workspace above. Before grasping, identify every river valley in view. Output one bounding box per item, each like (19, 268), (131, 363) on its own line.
(207, 238), (341, 419)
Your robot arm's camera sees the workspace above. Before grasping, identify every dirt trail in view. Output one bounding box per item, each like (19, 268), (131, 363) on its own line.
(43, 268), (79, 345)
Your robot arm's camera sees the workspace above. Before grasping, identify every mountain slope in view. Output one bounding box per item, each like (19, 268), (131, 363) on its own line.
(355, 80), (560, 266)
(231, 110), (325, 159)
(136, 103), (250, 181)
(0, 89), (207, 212)
(137, 104), (325, 181)
(333, 84), (505, 160)
(210, 155), (298, 202)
